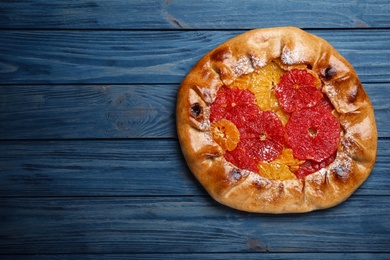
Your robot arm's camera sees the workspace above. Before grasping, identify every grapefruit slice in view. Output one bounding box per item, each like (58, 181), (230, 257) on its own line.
(286, 105), (340, 162)
(210, 86), (259, 127)
(275, 69), (323, 113)
(238, 110), (285, 162)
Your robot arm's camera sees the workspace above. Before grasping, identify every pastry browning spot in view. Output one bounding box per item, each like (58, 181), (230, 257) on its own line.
(301, 178), (306, 193)
(347, 85), (359, 103)
(190, 103), (202, 118)
(191, 85), (214, 105)
(322, 65), (336, 81)
(253, 180), (263, 190)
(205, 151), (222, 159)
(211, 46), (232, 62)
(211, 65), (231, 84)
(197, 144), (223, 162)
(230, 168), (245, 182)
(278, 182), (284, 193)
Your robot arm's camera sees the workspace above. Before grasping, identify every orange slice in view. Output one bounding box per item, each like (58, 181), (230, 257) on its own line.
(230, 61), (289, 124)
(273, 148), (305, 172)
(211, 118), (240, 151)
(232, 62), (284, 109)
(258, 148), (304, 180)
(258, 161), (297, 181)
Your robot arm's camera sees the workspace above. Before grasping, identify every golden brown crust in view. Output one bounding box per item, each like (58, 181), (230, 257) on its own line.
(176, 27), (377, 213)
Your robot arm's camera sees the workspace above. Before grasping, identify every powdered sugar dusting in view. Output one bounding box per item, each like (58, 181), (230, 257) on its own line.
(330, 152), (353, 178)
(341, 131), (358, 156)
(281, 47), (305, 65)
(248, 54), (267, 69)
(339, 113), (367, 157)
(317, 168), (328, 176)
(233, 56), (254, 77)
(322, 83), (337, 99)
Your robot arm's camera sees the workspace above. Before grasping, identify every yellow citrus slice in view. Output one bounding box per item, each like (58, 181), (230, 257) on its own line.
(258, 148), (304, 181)
(230, 61), (290, 124)
(274, 108), (289, 126)
(250, 62), (285, 110)
(211, 118), (240, 151)
(258, 161), (297, 181)
(274, 148), (305, 172)
(232, 62), (284, 109)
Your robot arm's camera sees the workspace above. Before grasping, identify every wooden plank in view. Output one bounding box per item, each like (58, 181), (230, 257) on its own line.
(0, 139), (388, 197)
(1, 0), (390, 29)
(0, 85), (177, 139)
(0, 196), (389, 254)
(0, 30), (389, 84)
(0, 83), (388, 140)
(0, 139), (199, 197)
(1, 253), (390, 259)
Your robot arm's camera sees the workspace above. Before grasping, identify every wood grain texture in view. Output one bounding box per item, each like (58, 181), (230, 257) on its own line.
(0, 196), (389, 254)
(0, 83), (387, 139)
(0, 85), (177, 139)
(1, 30), (390, 84)
(0, 139), (388, 197)
(2, 253), (390, 260)
(0, 0), (389, 29)
(1, 1), (389, 258)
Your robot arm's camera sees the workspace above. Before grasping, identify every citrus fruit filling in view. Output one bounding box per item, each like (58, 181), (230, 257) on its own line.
(209, 61), (341, 180)
(275, 69), (323, 113)
(211, 118), (240, 151)
(286, 105), (340, 162)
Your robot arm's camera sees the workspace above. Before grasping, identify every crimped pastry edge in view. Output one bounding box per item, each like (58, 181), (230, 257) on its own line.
(176, 27), (377, 213)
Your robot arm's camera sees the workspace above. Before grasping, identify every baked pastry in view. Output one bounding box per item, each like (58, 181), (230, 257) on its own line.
(176, 27), (377, 213)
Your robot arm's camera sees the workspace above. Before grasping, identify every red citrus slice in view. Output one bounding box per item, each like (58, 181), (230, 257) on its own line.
(286, 105), (340, 162)
(275, 69), (323, 113)
(295, 153), (337, 179)
(317, 95), (334, 111)
(238, 110), (285, 162)
(210, 86), (259, 127)
(231, 62), (285, 111)
(225, 144), (259, 173)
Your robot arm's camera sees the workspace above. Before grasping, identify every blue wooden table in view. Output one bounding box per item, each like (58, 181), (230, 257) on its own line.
(1, 1), (390, 258)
